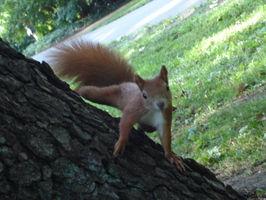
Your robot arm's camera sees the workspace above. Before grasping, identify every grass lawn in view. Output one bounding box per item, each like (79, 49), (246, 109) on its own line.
(108, 0), (266, 177)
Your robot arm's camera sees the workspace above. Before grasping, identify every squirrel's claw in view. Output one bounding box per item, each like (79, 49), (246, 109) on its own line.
(167, 154), (186, 171)
(113, 139), (126, 156)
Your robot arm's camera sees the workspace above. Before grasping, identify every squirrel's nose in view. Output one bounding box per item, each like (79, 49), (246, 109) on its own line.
(156, 101), (165, 110)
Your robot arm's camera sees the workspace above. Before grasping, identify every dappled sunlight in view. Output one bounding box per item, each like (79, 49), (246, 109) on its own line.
(195, 8), (265, 56)
(173, 5), (266, 93)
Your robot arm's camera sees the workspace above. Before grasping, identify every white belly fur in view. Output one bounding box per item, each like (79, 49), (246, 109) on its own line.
(139, 110), (164, 136)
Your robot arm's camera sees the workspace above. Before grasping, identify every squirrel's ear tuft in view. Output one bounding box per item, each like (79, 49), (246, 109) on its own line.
(135, 74), (145, 91)
(159, 65), (168, 84)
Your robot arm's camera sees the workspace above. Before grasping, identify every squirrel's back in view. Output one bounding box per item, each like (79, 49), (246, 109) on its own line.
(49, 40), (135, 87)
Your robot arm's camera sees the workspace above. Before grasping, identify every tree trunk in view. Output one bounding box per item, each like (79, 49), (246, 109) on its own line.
(0, 39), (245, 200)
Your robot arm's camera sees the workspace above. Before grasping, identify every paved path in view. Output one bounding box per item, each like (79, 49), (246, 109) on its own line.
(32, 0), (207, 62)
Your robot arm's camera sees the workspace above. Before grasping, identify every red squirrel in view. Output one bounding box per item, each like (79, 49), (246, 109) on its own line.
(49, 40), (185, 171)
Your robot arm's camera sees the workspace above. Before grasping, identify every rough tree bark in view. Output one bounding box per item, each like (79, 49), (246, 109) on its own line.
(0, 39), (245, 200)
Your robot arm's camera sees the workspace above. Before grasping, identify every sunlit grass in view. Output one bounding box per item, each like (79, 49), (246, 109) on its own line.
(110, 0), (266, 173)
(198, 8), (265, 52)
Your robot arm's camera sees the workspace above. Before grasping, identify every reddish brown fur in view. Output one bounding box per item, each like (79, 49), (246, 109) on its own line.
(49, 41), (185, 171)
(49, 40), (135, 87)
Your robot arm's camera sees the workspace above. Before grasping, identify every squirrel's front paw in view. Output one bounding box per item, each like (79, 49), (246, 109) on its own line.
(167, 154), (186, 171)
(113, 138), (127, 156)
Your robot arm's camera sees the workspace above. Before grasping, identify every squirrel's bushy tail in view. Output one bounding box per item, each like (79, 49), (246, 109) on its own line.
(49, 40), (135, 87)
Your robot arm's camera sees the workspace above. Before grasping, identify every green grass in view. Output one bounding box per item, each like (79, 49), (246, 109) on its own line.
(108, 0), (266, 173)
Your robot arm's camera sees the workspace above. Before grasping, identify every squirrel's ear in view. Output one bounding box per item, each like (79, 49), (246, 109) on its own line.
(135, 74), (145, 91)
(159, 65), (168, 84)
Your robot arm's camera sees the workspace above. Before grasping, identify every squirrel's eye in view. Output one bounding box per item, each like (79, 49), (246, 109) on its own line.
(142, 92), (147, 99)
(166, 85), (170, 91)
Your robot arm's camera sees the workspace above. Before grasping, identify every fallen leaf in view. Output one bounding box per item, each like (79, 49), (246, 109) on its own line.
(256, 112), (266, 121)
(238, 82), (248, 94)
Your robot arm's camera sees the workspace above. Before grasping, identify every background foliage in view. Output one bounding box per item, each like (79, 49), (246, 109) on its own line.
(0, 0), (130, 53)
